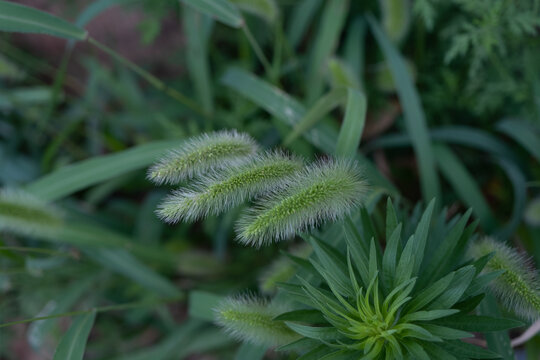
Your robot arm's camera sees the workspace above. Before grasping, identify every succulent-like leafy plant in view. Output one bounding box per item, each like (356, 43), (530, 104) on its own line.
(215, 200), (523, 359)
(150, 131), (366, 246)
(469, 237), (540, 321)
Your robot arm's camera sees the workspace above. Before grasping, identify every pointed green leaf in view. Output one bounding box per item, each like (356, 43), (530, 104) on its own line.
(285, 88), (347, 145)
(367, 15), (440, 202)
(440, 340), (501, 359)
(25, 140), (179, 201)
(285, 323), (341, 341)
(335, 89), (367, 159)
(180, 0), (243, 28)
(0, 0), (87, 40)
(434, 144), (496, 231)
(52, 311), (96, 360)
(433, 315), (524, 332)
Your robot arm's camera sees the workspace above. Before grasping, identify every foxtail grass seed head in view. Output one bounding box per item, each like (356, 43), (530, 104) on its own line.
(0, 188), (63, 236)
(157, 151), (302, 223)
(469, 237), (540, 320)
(215, 294), (300, 347)
(147, 130), (258, 185)
(236, 159), (367, 246)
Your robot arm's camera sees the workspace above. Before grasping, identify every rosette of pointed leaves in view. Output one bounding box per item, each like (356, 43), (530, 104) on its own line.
(236, 159), (367, 246)
(147, 130), (258, 185)
(157, 151), (302, 223)
(469, 237), (540, 321)
(274, 200), (523, 359)
(0, 188), (63, 236)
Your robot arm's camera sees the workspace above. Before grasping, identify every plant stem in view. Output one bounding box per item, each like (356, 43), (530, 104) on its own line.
(87, 37), (208, 118)
(242, 25), (273, 77)
(0, 295), (184, 328)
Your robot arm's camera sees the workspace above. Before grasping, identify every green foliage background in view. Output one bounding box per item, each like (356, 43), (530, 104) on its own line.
(0, 0), (539, 359)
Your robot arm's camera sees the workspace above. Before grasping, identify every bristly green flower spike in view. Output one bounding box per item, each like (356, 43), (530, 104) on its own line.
(157, 151), (302, 223)
(470, 237), (540, 321)
(0, 188), (63, 236)
(147, 130), (258, 185)
(214, 294), (300, 347)
(236, 159), (366, 246)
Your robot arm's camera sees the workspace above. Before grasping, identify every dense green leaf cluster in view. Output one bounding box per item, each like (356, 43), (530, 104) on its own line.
(216, 200), (523, 359)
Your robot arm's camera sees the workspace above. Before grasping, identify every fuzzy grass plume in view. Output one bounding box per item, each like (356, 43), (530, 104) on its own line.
(236, 159), (367, 246)
(214, 294), (300, 347)
(0, 188), (63, 236)
(470, 237), (540, 321)
(157, 152), (302, 223)
(147, 130), (258, 185)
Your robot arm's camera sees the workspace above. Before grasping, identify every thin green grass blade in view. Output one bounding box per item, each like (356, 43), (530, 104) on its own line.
(28, 276), (97, 350)
(287, 0), (323, 49)
(230, 0), (278, 23)
(221, 67), (398, 195)
(189, 291), (224, 321)
(496, 119), (540, 162)
(496, 159), (527, 240)
(284, 88), (347, 145)
(368, 15), (440, 202)
(335, 89), (367, 158)
(235, 343), (268, 360)
(306, 0), (349, 103)
(343, 17), (365, 88)
(434, 144), (497, 231)
(365, 126), (518, 162)
(180, 0), (243, 28)
(478, 295), (515, 360)
(0, 0), (87, 40)
(86, 248), (181, 297)
(25, 140), (179, 201)
(52, 311), (96, 360)
(76, 0), (140, 27)
(183, 6), (214, 114)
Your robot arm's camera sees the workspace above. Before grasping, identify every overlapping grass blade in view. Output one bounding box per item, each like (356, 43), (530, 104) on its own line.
(221, 67), (398, 195)
(231, 0), (278, 23)
(25, 140), (179, 201)
(87, 248), (181, 297)
(434, 144), (496, 231)
(368, 15), (440, 202)
(184, 6), (214, 114)
(180, 0), (243, 28)
(335, 89), (367, 159)
(75, 0), (140, 27)
(52, 311), (96, 360)
(284, 88), (347, 145)
(496, 119), (540, 162)
(0, 0), (87, 40)
(287, 0), (323, 49)
(305, 0), (349, 103)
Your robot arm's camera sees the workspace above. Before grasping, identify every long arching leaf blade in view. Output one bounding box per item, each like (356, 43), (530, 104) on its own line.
(0, 0), (87, 40)
(52, 310), (96, 360)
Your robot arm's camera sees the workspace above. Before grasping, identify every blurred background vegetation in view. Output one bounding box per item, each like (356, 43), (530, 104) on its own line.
(0, 0), (539, 359)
